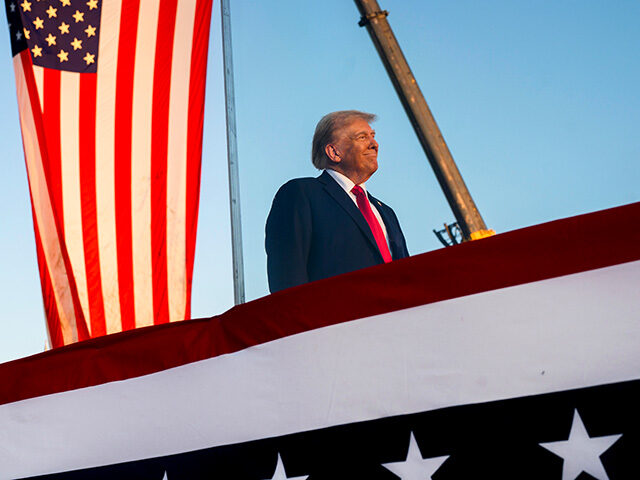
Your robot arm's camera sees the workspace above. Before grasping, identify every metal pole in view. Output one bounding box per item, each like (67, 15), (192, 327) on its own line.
(354, 0), (494, 241)
(220, 0), (245, 303)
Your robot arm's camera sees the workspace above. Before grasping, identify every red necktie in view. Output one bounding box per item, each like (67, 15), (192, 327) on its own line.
(351, 185), (393, 263)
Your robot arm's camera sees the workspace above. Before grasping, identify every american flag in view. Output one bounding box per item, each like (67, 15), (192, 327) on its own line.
(4, 0), (213, 346)
(1, 203), (639, 479)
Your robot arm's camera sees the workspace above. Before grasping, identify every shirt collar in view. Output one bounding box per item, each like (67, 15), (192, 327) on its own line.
(325, 169), (368, 195)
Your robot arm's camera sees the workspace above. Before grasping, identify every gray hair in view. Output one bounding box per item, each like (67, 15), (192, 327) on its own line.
(311, 110), (377, 169)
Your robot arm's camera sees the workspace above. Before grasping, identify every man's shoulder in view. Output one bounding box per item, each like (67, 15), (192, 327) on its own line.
(275, 173), (329, 196)
(280, 176), (321, 188)
(268, 175), (331, 220)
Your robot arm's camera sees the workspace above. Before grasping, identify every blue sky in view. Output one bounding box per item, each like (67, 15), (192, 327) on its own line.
(1, 0), (638, 363)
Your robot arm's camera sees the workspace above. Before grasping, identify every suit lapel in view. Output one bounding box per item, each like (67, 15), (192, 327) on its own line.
(368, 193), (399, 260)
(318, 171), (382, 260)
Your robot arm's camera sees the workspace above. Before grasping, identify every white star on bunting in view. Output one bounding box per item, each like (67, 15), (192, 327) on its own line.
(539, 409), (622, 480)
(262, 453), (308, 480)
(382, 431), (449, 479)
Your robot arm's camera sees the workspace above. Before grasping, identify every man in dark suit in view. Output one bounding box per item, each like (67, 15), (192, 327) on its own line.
(265, 110), (409, 293)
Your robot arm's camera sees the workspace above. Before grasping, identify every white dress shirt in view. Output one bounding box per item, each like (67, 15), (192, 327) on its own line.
(325, 169), (390, 247)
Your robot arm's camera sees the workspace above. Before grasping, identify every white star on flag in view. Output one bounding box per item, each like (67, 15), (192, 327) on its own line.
(539, 409), (622, 480)
(382, 431), (449, 479)
(162, 471), (168, 480)
(262, 453), (308, 480)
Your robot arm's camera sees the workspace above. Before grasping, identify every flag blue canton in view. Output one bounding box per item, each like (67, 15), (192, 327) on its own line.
(5, 0), (29, 56)
(16, 0), (101, 73)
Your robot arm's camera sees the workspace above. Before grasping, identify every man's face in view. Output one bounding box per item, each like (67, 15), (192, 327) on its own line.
(329, 118), (379, 184)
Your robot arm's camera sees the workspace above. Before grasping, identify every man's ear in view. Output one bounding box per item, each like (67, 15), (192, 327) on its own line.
(325, 144), (341, 163)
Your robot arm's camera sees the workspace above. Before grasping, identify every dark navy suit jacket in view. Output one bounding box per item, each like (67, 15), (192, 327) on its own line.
(265, 170), (409, 293)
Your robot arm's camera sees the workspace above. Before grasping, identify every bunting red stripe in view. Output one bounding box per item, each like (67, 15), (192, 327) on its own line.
(1, 202), (638, 406)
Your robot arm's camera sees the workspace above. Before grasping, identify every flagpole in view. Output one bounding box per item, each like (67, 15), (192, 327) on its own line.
(220, 0), (245, 304)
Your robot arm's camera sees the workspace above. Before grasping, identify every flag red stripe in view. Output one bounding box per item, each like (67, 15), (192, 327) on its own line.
(184, 0), (213, 319)
(79, 73), (106, 337)
(114, 0), (140, 332)
(41, 69), (63, 230)
(19, 52), (89, 345)
(150, 0), (178, 325)
(31, 204), (63, 348)
(2, 202), (638, 405)
(20, 56), (51, 208)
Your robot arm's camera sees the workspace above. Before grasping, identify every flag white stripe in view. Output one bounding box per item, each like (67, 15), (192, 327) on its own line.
(166, 0), (196, 322)
(2, 261), (638, 478)
(60, 71), (90, 333)
(13, 56), (78, 344)
(95, 0), (123, 334)
(32, 64), (43, 112)
(131, 0), (161, 327)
